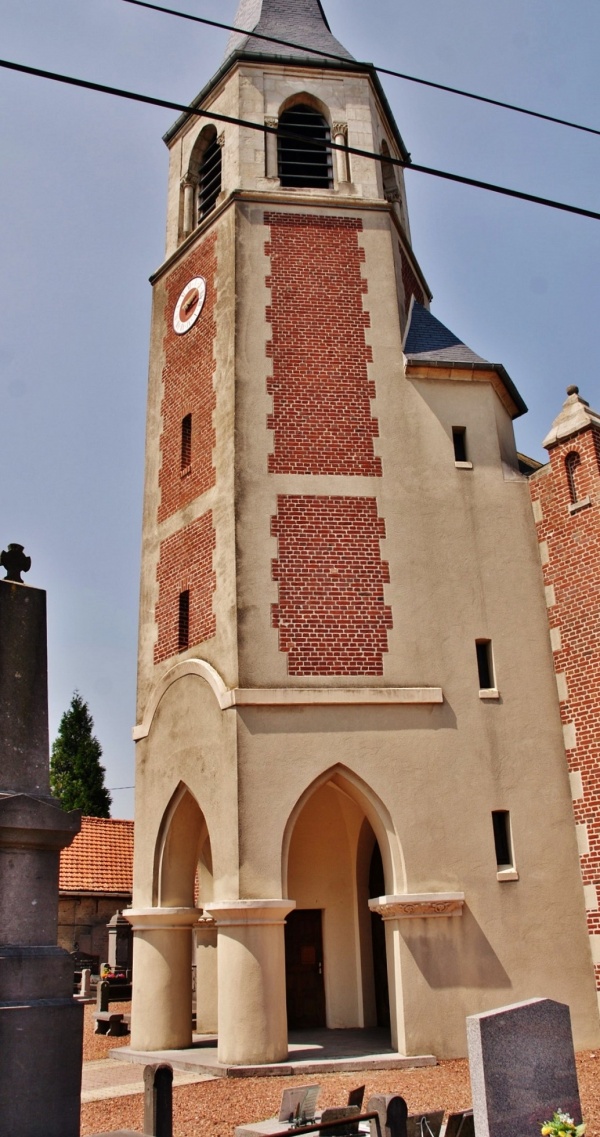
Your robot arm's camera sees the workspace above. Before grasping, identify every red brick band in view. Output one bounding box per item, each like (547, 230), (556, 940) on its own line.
(158, 234), (217, 523)
(154, 511), (216, 664)
(265, 212), (381, 477)
(530, 426), (600, 961)
(271, 495), (392, 676)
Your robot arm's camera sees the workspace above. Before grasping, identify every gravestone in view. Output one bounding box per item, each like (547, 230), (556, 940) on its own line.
(0, 552), (83, 1137)
(467, 998), (582, 1137)
(367, 1095), (408, 1137)
(107, 909), (133, 971)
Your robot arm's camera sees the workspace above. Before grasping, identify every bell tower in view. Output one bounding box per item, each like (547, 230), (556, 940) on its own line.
(129, 0), (600, 1065)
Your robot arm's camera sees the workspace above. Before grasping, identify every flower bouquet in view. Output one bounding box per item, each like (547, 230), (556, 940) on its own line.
(540, 1110), (586, 1137)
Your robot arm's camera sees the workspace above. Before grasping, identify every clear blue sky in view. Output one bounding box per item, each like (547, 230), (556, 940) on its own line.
(1, 0), (598, 818)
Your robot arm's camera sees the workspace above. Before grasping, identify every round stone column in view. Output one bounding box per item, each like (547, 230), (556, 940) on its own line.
(204, 899), (295, 1065)
(125, 907), (201, 1050)
(195, 915), (218, 1034)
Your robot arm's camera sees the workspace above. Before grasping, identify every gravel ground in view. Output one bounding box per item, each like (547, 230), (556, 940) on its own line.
(80, 1007), (600, 1136)
(83, 1002), (133, 1062)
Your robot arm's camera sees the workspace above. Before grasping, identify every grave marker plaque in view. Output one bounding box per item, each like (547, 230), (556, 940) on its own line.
(467, 998), (582, 1137)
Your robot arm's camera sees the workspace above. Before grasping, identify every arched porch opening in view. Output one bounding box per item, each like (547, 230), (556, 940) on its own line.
(154, 782), (213, 908)
(283, 769), (399, 1036)
(152, 783), (217, 1035)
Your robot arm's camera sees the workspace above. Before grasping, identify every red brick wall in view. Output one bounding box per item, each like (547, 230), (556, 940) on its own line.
(264, 212), (381, 477)
(530, 425), (600, 971)
(271, 496), (392, 676)
(154, 512), (216, 664)
(158, 235), (217, 523)
(400, 244), (425, 310)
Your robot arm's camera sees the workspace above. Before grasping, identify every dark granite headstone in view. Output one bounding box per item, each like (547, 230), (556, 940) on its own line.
(467, 998), (582, 1137)
(144, 1063), (174, 1137)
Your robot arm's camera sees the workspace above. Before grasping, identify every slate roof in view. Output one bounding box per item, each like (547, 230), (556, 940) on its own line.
(404, 301), (527, 417)
(59, 816), (134, 895)
(404, 302), (487, 365)
(224, 0), (354, 64)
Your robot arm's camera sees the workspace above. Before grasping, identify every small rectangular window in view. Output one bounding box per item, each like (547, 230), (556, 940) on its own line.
(178, 590), (190, 651)
(452, 427), (468, 463)
(476, 639), (494, 690)
(492, 810), (513, 868)
(181, 414), (192, 471)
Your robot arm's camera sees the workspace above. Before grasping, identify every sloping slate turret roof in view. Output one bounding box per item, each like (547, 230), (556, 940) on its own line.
(225, 0), (354, 63)
(404, 301), (527, 417)
(404, 302), (487, 365)
(59, 816), (134, 894)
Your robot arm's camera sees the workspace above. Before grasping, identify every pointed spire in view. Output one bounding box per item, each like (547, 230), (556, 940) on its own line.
(225, 0), (353, 64)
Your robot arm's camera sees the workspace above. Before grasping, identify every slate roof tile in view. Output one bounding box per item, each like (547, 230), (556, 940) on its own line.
(225, 0), (353, 63)
(404, 301), (488, 366)
(59, 816), (134, 895)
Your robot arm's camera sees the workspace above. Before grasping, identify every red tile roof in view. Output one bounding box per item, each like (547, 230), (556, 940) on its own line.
(59, 816), (134, 895)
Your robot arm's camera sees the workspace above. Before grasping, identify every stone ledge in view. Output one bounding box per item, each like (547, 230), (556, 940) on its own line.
(134, 660), (444, 740)
(369, 893), (465, 919)
(221, 687), (444, 709)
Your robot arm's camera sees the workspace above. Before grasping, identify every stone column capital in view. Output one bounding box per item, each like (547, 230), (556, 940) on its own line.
(124, 907), (202, 931)
(368, 893), (465, 920)
(203, 899), (296, 927)
(332, 122), (348, 139)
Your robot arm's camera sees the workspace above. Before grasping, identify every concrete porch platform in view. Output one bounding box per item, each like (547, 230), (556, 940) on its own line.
(111, 1028), (436, 1078)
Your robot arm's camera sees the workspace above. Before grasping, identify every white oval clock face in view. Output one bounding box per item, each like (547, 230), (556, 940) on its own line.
(173, 277), (207, 334)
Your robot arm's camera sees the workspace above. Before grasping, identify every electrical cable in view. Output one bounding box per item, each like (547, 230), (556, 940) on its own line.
(118, 0), (600, 140)
(1, 57), (599, 221)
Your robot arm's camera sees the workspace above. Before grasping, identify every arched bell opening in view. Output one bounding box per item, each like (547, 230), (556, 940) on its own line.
(277, 99), (333, 189)
(283, 768), (399, 1037)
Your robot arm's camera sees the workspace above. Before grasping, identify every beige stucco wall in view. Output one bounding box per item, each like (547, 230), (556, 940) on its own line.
(131, 53), (600, 1060)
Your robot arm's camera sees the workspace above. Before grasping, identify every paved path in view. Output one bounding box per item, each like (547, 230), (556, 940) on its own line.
(82, 1059), (214, 1103)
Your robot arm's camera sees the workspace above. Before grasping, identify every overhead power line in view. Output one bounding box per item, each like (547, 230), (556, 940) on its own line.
(1, 57), (599, 221)
(119, 0), (600, 140)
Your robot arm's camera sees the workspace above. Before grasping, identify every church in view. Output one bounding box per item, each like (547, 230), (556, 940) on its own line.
(126, 0), (600, 1063)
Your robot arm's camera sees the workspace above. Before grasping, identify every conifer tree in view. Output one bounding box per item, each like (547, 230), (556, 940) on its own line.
(50, 692), (112, 817)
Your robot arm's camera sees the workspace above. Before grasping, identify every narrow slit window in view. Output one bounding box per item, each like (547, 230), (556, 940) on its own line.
(452, 427), (468, 463)
(565, 451), (581, 504)
(199, 135), (222, 220)
(178, 590), (190, 651)
(181, 414), (192, 471)
(278, 105), (333, 189)
(476, 639), (494, 690)
(492, 811), (513, 869)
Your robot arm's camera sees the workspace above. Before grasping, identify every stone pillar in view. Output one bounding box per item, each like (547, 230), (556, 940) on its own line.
(369, 893), (465, 1055)
(0, 566), (83, 1137)
(125, 907), (200, 1050)
(195, 915), (218, 1033)
(265, 117), (279, 180)
(333, 123), (349, 184)
(181, 178), (197, 239)
(204, 899), (295, 1065)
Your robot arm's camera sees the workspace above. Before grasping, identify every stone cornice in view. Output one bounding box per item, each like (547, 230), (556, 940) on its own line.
(123, 907), (202, 931)
(369, 893), (465, 919)
(133, 659), (444, 740)
(204, 899), (296, 927)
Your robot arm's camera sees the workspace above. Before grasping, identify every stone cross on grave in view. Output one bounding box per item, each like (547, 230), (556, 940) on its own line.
(1, 543), (31, 582)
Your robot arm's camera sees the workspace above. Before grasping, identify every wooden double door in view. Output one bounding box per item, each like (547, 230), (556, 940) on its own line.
(285, 909), (326, 1029)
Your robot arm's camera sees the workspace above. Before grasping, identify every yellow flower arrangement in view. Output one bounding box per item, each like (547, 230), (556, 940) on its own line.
(540, 1111), (586, 1137)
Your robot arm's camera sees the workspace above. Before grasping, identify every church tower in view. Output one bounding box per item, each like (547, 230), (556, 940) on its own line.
(128, 0), (599, 1063)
